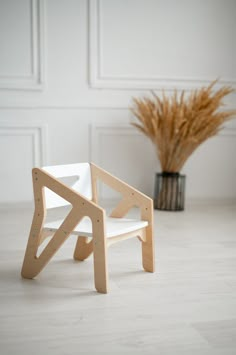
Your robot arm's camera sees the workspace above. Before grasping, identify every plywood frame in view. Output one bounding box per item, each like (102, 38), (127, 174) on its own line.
(21, 163), (155, 293)
(90, 163), (155, 273)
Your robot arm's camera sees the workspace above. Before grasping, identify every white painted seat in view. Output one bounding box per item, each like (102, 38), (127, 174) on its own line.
(44, 217), (148, 238)
(21, 162), (155, 293)
(42, 163), (148, 239)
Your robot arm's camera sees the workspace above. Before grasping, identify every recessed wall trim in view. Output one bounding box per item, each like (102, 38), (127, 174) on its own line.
(89, 0), (236, 90)
(90, 123), (236, 164)
(0, 122), (48, 166)
(90, 124), (143, 163)
(0, 0), (45, 91)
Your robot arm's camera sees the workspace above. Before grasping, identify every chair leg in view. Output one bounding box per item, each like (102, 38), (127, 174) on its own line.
(142, 226), (155, 272)
(21, 212), (45, 279)
(22, 208), (84, 279)
(92, 219), (108, 293)
(73, 236), (93, 261)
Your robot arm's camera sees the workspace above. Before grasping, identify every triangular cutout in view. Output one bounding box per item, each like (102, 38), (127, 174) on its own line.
(44, 175), (81, 209)
(96, 179), (123, 213)
(33, 168), (84, 205)
(21, 168), (88, 279)
(33, 167), (85, 258)
(91, 165), (136, 218)
(36, 204), (73, 257)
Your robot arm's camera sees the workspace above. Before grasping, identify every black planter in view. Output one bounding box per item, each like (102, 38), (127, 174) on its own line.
(154, 172), (186, 211)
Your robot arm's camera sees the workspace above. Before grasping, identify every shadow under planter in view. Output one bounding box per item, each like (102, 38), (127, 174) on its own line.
(154, 172), (186, 211)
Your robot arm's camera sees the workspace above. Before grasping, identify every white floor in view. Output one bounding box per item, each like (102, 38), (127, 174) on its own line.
(0, 202), (236, 355)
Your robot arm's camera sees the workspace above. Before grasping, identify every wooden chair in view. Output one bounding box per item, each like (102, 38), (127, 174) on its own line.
(21, 163), (155, 293)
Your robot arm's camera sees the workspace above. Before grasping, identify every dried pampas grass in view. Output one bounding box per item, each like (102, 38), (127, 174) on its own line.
(131, 80), (236, 173)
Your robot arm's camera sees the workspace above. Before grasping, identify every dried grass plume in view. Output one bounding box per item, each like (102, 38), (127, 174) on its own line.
(131, 80), (236, 172)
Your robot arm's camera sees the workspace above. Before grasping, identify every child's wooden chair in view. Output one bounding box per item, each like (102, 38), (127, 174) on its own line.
(21, 163), (155, 293)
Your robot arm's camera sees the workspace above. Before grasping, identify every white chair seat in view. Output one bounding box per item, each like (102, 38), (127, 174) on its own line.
(44, 217), (148, 238)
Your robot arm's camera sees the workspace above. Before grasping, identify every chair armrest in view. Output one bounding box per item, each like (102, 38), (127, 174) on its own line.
(90, 163), (153, 209)
(33, 168), (104, 216)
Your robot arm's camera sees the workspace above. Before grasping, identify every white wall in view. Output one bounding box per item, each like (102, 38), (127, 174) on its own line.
(0, 0), (236, 204)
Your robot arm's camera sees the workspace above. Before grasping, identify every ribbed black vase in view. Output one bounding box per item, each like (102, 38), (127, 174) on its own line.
(154, 172), (186, 211)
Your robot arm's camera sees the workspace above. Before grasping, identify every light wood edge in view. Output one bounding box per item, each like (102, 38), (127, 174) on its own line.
(141, 201), (155, 272)
(21, 168), (108, 293)
(90, 163), (155, 273)
(107, 229), (145, 247)
(21, 163), (154, 295)
(90, 163), (152, 207)
(39, 229), (54, 244)
(42, 227), (146, 251)
(73, 237), (93, 261)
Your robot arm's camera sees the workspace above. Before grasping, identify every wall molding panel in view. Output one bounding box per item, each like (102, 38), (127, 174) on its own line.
(90, 123), (236, 169)
(90, 122), (236, 201)
(0, 121), (48, 202)
(90, 123), (158, 200)
(0, 1), (235, 202)
(90, 123), (143, 163)
(218, 127), (236, 137)
(0, 121), (48, 166)
(90, 124), (236, 166)
(89, 0), (236, 90)
(0, 0), (44, 91)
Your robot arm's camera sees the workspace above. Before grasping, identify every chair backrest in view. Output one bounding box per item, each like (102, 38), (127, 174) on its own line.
(42, 163), (92, 209)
